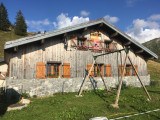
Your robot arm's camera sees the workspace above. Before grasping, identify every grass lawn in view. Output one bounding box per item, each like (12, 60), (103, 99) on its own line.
(0, 82), (160, 120)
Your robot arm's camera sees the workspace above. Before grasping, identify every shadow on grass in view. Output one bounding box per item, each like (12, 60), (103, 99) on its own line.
(148, 90), (160, 94)
(130, 105), (160, 119)
(0, 88), (20, 116)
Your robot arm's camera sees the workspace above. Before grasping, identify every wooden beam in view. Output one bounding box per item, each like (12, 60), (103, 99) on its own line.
(109, 32), (118, 38)
(99, 23), (103, 27)
(41, 39), (45, 44)
(64, 33), (67, 37)
(148, 56), (154, 60)
(84, 27), (87, 31)
(135, 50), (144, 54)
(14, 46), (18, 52)
(123, 41), (132, 46)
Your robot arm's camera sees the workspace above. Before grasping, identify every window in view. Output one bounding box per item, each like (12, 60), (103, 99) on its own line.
(87, 64), (104, 77)
(47, 63), (61, 78)
(119, 65), (138, 76)
(77, 37), (87, 50)
(105, 42), (117, 52)
(94, 64), (104, 77)
(77, 39), (85, 46)
(36, 62), (71, 79)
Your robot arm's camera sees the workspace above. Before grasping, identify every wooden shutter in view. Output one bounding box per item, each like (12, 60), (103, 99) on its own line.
(113, 43), (117, 50)
(99, 40), (104, 49)
(87, 64), (94, 77)
(71, 37), (77, 47)
(106, 64), (111, 77)
(63, 63), (70, 78)
(37, 62), (46, 79)
(134, 65), (138, 76)
(119, 65), (124, 76)
(7, 63), (10, 77)
(89, 39), (94, 49)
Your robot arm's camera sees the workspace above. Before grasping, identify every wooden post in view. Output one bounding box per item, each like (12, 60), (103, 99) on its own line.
(121, 45), (151, 101)
(77, 60), (96, 96)
(128, 56), (152, 101)
(110, 53), (128, 108)
(95, 62), (109, 91)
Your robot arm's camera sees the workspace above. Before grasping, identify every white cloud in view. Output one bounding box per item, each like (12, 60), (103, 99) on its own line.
(104, 15), (119, 23)
(80, 10), (90, 16)
(26, 19), (50, 26)
(126, 0), (142, 7)
(126, 15), (160, 43)
(26, 19), (52, 32)
(148, 14), (160, 21)
(53, 13), (89, 29)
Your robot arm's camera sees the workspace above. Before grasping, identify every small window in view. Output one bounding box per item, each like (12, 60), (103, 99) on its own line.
(77, 37), (87, 50)
(47, 63), (61, 78)
(105, 42), (117, 51)
(119, 65), (138, 76)
(87, 64), (104, 77)
(77, 39), (85, 46)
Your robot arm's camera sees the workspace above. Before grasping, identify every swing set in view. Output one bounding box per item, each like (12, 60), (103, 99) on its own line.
(76, 47), (151, 108)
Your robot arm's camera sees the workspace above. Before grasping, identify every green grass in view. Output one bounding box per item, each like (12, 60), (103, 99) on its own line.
(147, 60), (160, 80)
(0, 84), (160, 120)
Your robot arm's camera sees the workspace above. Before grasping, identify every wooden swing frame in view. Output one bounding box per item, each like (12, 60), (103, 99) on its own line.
(76, 47), (151, 108)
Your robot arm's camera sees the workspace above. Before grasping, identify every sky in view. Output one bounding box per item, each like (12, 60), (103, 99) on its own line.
(1, 0), (160, 43)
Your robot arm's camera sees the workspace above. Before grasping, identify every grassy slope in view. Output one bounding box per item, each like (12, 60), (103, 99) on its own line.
(147, 60), (160, 80)
(0, 30), (36, 58)
(142, 38), (160, 63)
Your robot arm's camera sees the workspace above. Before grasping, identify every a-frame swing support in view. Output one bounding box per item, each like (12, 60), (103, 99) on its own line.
(77, 47), (151, 108)
(77, 48), (129, 97)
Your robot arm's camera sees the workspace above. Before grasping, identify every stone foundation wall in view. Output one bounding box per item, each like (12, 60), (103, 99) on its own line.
(6, 75), (150, 97)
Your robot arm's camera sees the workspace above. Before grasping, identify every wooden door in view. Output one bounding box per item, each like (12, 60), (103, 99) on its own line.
(37, 62), (46, 79)
(106, 64), (111, 77)
(63, 63), (70, 78)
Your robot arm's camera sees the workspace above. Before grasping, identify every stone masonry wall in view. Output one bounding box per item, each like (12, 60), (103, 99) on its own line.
(6, 75), (150, 97)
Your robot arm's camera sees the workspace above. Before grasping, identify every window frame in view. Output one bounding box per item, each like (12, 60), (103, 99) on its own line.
(47, 63), (61, 78)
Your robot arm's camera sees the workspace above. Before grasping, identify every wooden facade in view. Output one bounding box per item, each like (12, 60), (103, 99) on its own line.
(4, 26), (149, 79)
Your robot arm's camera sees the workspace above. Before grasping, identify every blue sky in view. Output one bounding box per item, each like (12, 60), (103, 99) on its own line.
(1, 0), (160, 43)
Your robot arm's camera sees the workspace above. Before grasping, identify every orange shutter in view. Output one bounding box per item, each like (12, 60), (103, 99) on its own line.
(37, 62), (46, 79)
(63, 63), (70, 78)
(119, 65), (124, 76)
(106, 64), (111, 77)
(87, 64), (94, 77)
(134, 65), (138, 76)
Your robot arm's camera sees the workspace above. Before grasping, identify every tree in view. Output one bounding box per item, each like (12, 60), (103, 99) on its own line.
(14, 10), (27, 36)
(0, 2), (10, 31)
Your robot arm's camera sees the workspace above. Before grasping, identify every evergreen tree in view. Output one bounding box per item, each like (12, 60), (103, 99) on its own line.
(0, 2), (10, 31)
(14, 10), (27, 36)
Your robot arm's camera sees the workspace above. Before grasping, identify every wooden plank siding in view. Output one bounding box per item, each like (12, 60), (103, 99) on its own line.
(5, 29), (148, 79)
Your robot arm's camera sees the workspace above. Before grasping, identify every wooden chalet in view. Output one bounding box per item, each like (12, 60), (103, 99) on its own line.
(4, 18), (158, 80)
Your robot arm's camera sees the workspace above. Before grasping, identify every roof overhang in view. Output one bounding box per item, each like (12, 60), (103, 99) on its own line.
(4, 18), (158, 59)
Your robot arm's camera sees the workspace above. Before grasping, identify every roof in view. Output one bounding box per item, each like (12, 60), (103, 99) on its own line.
(4, 18), (158, 59)
(0, 58), (4, 63)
